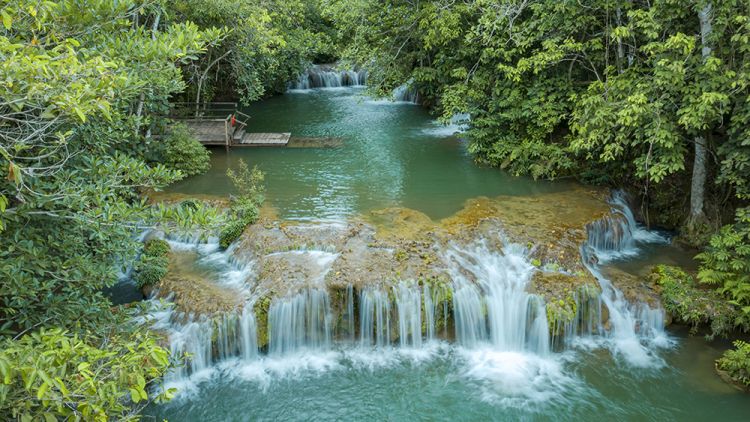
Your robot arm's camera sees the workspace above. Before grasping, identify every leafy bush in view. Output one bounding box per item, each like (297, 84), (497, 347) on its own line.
(650, 265), (737, 338)
(161, 123), (211, 179)
(143, 238), (171, 257)
(717, 340), (750, 389)
(219, 160), (264, 249)
(219, 219), (250, 249)
(697, 208), (750, 330)
(227, 159), (265, 205)
(133, 239), (170, 289)
(0, 328), (174, 421)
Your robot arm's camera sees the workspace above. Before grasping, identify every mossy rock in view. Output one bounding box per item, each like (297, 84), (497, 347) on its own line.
(134, 239), (171, 289)
(253, 296), (272, 350)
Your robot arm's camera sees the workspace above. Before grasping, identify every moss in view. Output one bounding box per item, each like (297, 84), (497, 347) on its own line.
(649, 265), (737, 339)
(716, 340), (750, 390)
(546, 293), (578, 335)
(253, 296), (272, 349)
(545, 284), (601, 336)
(143, 238), (170, 257)
(219, 219), (248, 249)
(133, 239), (171, 289)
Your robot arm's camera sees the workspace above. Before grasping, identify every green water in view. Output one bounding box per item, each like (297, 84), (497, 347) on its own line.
(152, 88), (750, 420)
(167, 88), (574, 220)
(146, 329), (749, 421)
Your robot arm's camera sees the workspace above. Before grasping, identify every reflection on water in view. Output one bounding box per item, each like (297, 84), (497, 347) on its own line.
(166, 88), (575, 221)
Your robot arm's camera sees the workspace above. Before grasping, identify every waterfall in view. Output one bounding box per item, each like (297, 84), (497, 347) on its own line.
(291, 65), (367, 90)
(346, 284), (356, 342)
(423, 284), (436, 341)
(240, 305), (259, 360)
(359, 288), (392, 347)
(586, 191), (667, 263)
(392, 82), (420, 104)
(395, 282), (423, 348)
(445, 240), (550, 355)
(166, 319), (214, 381)
(268, 289), (333, 355)
(583, 191), (672, 366)
(551, 287), (603, 350)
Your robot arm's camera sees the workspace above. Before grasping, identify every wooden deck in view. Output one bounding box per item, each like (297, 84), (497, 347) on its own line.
(171, 102), (291, 148)
(237, 132), (291, 146)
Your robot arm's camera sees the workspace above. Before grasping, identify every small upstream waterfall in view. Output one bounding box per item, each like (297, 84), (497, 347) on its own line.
(586, 191), (666, 263)
(268, 289), (333, 355)
(291, 65), (367, 89)
(584, 192), (671, 365)
(392, 82), (420, 103)
(446, 241), (550, 354)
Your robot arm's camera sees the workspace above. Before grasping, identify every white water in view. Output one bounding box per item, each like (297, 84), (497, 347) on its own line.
(359, 288), (392, 347)
(268, 289), (333, 355)
(392, 82), (420, 104)
(583, 191), (673, 367)
(291, 65), (367, 90)
(395, 281), (423, 348)
(144, 192), (677, 399)
(445, 240), (550, 354)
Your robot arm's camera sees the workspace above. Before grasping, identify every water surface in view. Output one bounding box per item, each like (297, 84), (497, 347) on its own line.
(167, 88), (574, 220)
(153, 88), (750, 421)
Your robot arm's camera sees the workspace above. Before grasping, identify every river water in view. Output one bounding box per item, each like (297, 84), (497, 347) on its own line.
(149, 85), (750, 421)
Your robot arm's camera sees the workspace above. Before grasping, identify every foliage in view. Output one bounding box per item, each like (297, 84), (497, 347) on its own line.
(650, 265), (738, 338)
(157, 123), (211, 178)
(219, 159), (264, 248)
(0, 1), (224, 419)
(697, 208), (750, 329)
(0, 325), (174, 421)
(133, 239), (171, 289)
(324, 0), (750, 227)
(716, 340), (750, 389)
(0, 0), (220, 332)
(172, 0), (335, 103)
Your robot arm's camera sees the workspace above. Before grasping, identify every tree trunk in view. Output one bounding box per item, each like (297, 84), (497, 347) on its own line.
(689, 3), (712, 228)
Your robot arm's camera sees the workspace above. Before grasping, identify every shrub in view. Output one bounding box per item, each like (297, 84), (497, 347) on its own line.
(161, 123), (211, 178)
(143, 238), (170, 257)
(133, 239), (170, 289)
(219, 219), (249, 249)
(697, 208), (750, 331)
(0, 328), (174, 421)
(218, 159), (265, 249)
(717, 340), (750, 389)
(650, 265), (737, 338)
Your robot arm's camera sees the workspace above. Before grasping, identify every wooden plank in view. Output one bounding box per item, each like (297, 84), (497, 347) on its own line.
(238, 132), (291, 146)
(184, 120), (228, 144)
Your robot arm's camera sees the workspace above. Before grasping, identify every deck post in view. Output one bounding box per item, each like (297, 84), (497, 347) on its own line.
(225, 118), (230, 151)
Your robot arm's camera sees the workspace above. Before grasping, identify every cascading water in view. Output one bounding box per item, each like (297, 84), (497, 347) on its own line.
(359, 288), (392, 347)
(583, 191), (672, 366)
(586, 191), (667, 263)
(268, 289), (333, 355)
(394, 282), (423, 348)
(445, 240), (550, 355)
(392, 81), (420, 104)
(291, 65), (367, 90)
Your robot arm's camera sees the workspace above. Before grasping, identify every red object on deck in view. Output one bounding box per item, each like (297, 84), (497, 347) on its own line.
(231, 115), (236, 126)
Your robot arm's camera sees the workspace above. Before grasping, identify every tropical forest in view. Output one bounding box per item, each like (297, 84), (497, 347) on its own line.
(1, 0), (750, 420)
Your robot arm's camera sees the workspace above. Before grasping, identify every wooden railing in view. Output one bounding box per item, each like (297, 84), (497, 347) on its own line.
(169, 102), (251, 149)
